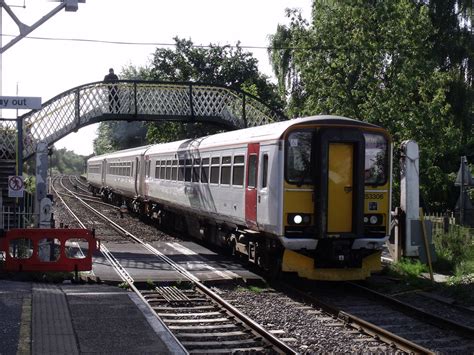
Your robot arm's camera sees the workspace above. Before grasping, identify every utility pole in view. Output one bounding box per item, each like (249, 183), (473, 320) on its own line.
(0, 0), (85, 111)
(0, 0), (84, 220)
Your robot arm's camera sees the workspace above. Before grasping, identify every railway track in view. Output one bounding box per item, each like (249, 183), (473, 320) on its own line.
(281, 279), (474, 354)
(52, 175), (297, 354)
(53, 175), (474, 353)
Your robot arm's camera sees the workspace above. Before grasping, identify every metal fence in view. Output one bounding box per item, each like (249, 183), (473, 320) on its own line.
(0, 192), (36, 230)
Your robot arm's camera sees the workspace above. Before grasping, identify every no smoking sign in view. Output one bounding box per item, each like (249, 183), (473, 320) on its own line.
(8, 176), (24, 198)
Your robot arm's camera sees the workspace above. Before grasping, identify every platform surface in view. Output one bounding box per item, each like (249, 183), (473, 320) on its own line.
(93, 240), (262, 283)
(0, 280), (186, 354)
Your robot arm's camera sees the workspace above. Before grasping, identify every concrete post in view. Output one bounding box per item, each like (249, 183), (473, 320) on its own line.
(36, 141), (49, 227)
(400, 140), (420, 257)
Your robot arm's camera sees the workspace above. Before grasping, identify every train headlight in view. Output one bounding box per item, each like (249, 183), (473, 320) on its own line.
(287, 213), (311, 225)
(364, 214), (382, 225)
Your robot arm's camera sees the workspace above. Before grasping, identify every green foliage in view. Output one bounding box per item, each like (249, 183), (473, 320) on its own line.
(146, 279), (156, 290)
(93, 37), (283, 150)
(24, 175), (35, 194)
(268, 0), (473, 210)
(390, 258), (428, 278)
(49, 147), (86, 175)
(433, 225), (474, 276)
(93, 121), (148, 155)
(118, 281), (130, 290)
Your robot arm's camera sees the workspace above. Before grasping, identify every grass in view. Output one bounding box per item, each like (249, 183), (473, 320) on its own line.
(432, 224), (474, 278)
(118, 281), (130, 290)
(236, 285), (267, 293)
(379, 225), (474, 305)
(146, 279), (156, 290)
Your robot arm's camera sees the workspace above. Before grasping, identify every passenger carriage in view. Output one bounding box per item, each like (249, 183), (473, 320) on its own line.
(87, 116), (392, 280)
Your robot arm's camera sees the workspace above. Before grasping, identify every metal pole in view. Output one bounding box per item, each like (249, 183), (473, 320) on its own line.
(0, 5), (3, 119)
(17, 117), (22, 176)
(460, 156), (465, 225)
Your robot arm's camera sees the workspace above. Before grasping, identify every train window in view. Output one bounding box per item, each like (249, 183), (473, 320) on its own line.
(232, 155), (245, 186)
(165, 160), (172, 180)
(248, 154), (257, 188)
(171, 160), (178, 180)
(146, 161), (151, 178)
(285, 130), (313, 184)
(178, 159), (185, 181)
(364, 133), (388, 185)
(192, 158), (200, 182)
(221, 156), (231, 185)
(160, 160), (166, 179)
(210, 157), (220, 184)
(155, 161), (160, 179)
(185, 159), (192, 182)
(201, 158), (209, 183)
(262, 154), (269, 188)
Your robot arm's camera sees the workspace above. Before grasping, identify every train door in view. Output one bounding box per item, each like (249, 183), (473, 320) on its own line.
(327, 143), (353, 232)
(245, 143), (259, 226)
(315, 129), (364, 238)
(134, 157), (140, 196)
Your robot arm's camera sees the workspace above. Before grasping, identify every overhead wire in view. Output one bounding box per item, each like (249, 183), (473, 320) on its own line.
(0, 33), (428, 52)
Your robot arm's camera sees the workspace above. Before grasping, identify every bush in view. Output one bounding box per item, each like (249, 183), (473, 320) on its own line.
(433, 225), (473, 275)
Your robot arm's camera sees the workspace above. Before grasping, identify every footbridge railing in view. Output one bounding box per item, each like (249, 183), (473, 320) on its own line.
(0, 81), (286, 160)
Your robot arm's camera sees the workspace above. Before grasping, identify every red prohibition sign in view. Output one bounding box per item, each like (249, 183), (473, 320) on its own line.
(9, 176), (24, 191)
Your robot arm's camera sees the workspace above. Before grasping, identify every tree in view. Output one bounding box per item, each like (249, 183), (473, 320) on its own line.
(268, 9), (308, 117)
(93, 37), (282, 151)
(49, 147), (86, 175)
(269, 0), (470, 210)
(145, 37), (282, 143)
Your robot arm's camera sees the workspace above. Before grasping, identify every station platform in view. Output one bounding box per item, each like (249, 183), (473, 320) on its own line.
(92, 240), (263, 284)
(0, 280), (186, 354)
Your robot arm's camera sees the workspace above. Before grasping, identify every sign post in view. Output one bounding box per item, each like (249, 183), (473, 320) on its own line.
(8, 175), (24, 198)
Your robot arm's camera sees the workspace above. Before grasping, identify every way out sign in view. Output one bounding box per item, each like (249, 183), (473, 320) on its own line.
(8, 176), (24, 198)
(0, 96), (42, 110)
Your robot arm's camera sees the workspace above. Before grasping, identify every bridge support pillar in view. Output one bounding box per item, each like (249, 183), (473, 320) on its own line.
(35, 141), (51, 227)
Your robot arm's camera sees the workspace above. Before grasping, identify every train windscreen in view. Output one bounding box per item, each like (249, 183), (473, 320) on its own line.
(364, 133), (388, 185)
(285, 130), (313, 185)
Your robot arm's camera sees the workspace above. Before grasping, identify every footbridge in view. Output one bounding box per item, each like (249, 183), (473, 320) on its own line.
(0, 81), (286, 160)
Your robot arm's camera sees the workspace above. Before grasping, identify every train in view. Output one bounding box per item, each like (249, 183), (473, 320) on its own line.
(87, 115), (392, 281)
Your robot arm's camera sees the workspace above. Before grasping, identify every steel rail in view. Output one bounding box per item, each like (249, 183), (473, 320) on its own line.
(51, 176), (85, 228)
(53, 176), (188, 355)
(347, 281), (474, 339)
(67, 175), (93, 194)
(73, 175), (89, 188)
(58, 176), (296, 354)
(276, 281), (434, 355)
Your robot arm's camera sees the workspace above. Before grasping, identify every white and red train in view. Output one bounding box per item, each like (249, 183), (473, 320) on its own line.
(87, 116), (392, 280)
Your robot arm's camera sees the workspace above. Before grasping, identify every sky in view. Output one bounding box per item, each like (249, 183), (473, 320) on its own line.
(1, 0), (312, 156)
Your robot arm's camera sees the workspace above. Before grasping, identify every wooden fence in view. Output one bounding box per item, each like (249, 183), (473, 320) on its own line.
(425, 212), (474, 240)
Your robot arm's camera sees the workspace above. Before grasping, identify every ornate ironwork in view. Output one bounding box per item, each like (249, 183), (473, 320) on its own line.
(3, 81), (285, 160)
(0, 120), (18, 160)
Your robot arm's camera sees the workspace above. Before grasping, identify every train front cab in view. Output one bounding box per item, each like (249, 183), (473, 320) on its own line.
(281, 122), (391, 280)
